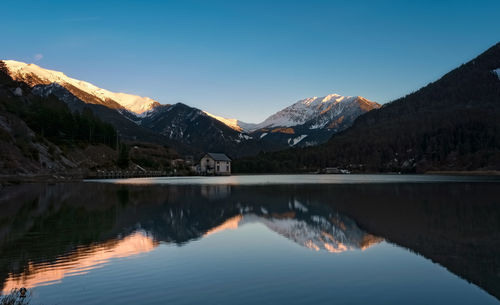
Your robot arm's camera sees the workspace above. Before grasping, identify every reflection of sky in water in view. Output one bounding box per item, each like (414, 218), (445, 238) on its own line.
(86, 174), (500, 185)
(14, 224), (497, 305)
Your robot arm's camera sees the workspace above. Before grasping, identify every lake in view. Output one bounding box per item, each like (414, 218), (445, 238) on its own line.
(1, 174), (499, 304)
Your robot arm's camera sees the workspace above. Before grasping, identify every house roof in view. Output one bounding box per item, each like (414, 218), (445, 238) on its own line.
(205, 153), (231, 161)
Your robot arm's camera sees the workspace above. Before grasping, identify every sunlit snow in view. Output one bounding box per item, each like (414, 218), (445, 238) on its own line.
(494, 68), (500, 80)
(3, 60), (159, 115)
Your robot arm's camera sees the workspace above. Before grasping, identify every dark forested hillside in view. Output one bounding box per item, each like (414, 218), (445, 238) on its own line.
(0, 66), (122, 175)
(0, 62), (184, 177)
(234, 42), (500, 173)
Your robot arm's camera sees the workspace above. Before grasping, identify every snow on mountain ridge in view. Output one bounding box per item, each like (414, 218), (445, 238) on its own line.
(204, 93), (378, 134)
(253, 94), (373, 130)
(1, 60), (379, 142)
(203, 111), (242, 131)
(494, 68), (500, 80)
(2, 60), (160, 115)
(203, 111), (257, 133)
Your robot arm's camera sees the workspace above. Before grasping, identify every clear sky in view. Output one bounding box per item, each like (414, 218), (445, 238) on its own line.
(2, 0), (499, 122)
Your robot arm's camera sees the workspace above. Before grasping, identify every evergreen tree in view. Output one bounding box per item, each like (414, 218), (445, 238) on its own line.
(117, 143), (129, 169)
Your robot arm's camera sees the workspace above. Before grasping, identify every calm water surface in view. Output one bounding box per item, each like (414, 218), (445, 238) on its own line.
(1, 175), (499, 304)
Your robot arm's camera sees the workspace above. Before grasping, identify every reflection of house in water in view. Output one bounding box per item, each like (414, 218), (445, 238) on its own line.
(201, 185), (231, 199)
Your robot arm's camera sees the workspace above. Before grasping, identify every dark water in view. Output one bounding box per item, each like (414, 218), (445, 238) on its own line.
(1, 175), (499, 304)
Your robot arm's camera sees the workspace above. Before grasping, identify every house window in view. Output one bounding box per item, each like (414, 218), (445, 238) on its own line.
(216, 165), (220, 171)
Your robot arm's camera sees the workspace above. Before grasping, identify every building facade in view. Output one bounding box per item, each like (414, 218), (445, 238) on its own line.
(199, 153), (231, 175)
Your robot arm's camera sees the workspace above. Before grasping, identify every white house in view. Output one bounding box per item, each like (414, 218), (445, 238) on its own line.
(199, 153), (231, 175)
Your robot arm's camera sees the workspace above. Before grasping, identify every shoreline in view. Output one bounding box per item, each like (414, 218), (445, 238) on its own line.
(0, 174), (83, 185)
(2, 170), (500, 185)
(424, 170), (500, 176)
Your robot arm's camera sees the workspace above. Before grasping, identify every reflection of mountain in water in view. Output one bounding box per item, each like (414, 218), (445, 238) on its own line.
(2, 231), (156, 292)
(0, 182), (499, 300)
(0, 204), (382, 292)
(206, 209), (381, 253)
(0, 184), (380, 293)
(251, 214), (381, 252)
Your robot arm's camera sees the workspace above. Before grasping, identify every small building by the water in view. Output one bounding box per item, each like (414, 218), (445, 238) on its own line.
(199, 153), (231, 175)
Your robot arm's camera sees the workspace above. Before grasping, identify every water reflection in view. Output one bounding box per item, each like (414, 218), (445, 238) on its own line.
(2, 231), (156, 292)
(206, 212), (382, 253)
(0, 181), (499, 302)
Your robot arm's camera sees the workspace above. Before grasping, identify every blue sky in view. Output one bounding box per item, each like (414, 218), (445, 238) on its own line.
(2, 0), (500, 122)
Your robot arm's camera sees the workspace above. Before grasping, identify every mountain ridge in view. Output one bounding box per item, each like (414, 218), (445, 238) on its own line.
(1, 59), (379, 157)
(2, 60), (161, 115)
(1, 59), (378, 134)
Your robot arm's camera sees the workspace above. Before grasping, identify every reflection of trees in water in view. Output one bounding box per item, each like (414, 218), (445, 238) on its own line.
(0, 182), (499, 300)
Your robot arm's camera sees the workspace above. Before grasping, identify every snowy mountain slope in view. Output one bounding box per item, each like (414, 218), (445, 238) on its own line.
(2, 60), (160, 115)
(200, 94), (379, 149)
(27, 82), (177, 145)
(241, 94), (380, 149)
(254, 94), (380, 130)
(204, 111), (243, 132)
(203, 111), (257, 132)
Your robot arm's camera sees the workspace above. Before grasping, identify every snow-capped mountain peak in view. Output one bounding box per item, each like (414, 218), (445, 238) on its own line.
(2, 60), (160, 115)
(304, 93), (345, 105)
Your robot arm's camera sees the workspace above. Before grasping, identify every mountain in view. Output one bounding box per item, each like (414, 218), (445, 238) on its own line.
(206, 94), (380, 148)
(0, 64), (118, 175)
(0, 60), (179, 148)
(140, 103), (265, 156)
(2, 60), (160, 115)
(0, 62), (186, 176)
(254, 94), (379, 130)
(249, 94), (380, 147)
(234, 41), (500, 173)
(0, 60), (379, 158)
(0, 60), (260, 156)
